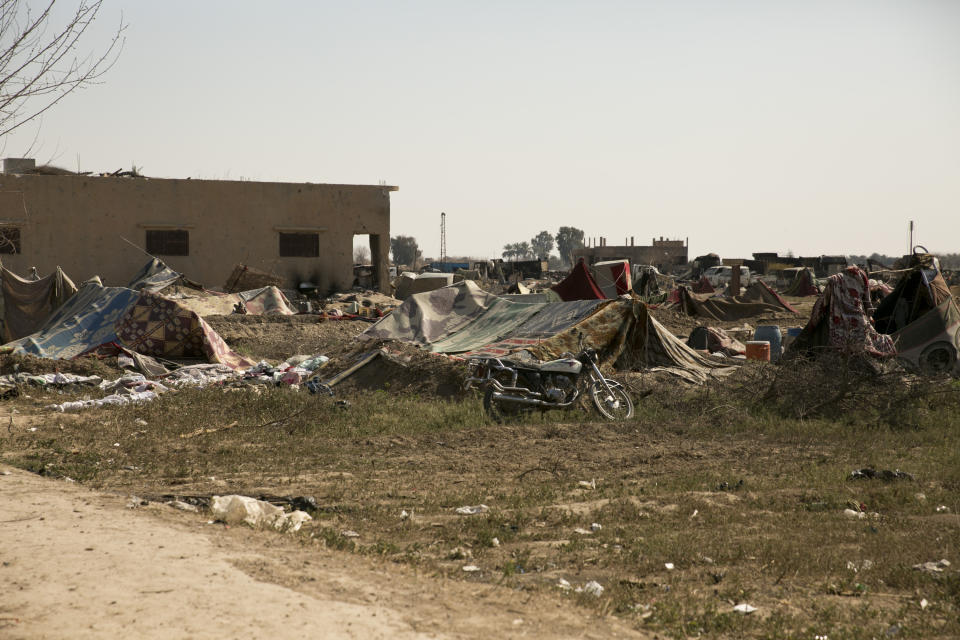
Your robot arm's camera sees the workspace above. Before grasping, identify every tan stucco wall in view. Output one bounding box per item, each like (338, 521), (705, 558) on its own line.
(0, 175), (394, 293)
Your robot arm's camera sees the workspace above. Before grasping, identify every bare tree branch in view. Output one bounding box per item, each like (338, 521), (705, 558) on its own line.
(0, 0), (124, 138)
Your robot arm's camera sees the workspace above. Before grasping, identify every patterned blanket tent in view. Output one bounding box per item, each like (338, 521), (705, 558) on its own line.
(3, 261), (255, 369)
(788, 266), (895, 359)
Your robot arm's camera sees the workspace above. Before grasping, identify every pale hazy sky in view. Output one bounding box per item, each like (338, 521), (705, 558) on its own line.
(4, 1), (959, 260)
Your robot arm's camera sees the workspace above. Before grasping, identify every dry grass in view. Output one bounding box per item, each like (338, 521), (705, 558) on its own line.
(2, 364), (959, 639)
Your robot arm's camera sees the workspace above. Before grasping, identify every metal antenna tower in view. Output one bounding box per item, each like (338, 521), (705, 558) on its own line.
(440, 212), (447, 263)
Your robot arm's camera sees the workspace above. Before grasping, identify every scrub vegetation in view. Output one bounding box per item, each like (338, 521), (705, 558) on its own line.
(3, 355), (958, 639)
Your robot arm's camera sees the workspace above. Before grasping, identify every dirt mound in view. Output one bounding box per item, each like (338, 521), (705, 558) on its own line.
(0, 353), (123, 378)
(204, 315), (371, 362)
(327, 340), (468, 399)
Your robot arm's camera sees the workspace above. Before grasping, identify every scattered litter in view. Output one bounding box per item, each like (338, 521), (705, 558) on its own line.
(573, 527), (593, 535)
(843, 508), (881, 520)
(1, 470), (11, 476)
(733, 603), (757, 614)
(847, 560), (873, 573)
(690, 509), (699, 518)
(491, 537), (500, 547)
(849, 468), (914, 482)
(400, 509), (410, 520)
(168, 500), (199, 512)
(590, 522), (602, 532)
(462, 565), (481, 572)
(913, 559), (950, 574)
(134, 418), (148, 426)
(556, 578), (572, 590)
(209, 495), (312, 533)
(664, 562), (675, 571)
(121, 465), (140, 471)
(936, 505), (950, 513)
(341, 530), (360, 538)
(28, 427), (37, 432)
(578, 479), (596, 490)
(454, 504), (489, 515)
(578, 580), (604, 597)
(113, 442), (120, 447)
(915, 493), (926, 502)
(448, 547), (472, 560)
(125, 496), (147, 509)
(920, 598), (929, 610)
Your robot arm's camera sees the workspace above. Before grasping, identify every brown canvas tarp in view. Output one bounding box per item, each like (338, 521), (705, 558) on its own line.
(1, 266), (77, 342)
(782, 267), (820, 296)
(671, 285), (796, 321)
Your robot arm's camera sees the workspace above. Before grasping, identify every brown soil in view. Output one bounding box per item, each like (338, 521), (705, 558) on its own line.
(0, 464), (645, 639)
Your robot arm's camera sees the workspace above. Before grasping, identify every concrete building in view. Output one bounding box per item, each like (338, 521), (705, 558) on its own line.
(572, 236), (688, 270)
(0, 159), (396, 293)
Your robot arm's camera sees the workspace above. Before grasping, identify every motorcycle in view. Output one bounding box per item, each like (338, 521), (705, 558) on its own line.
(463, 337), (634, 421)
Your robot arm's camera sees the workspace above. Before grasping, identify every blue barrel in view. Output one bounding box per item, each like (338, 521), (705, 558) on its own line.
(754, 325), (783, 362)
(786, 327), (802, 338)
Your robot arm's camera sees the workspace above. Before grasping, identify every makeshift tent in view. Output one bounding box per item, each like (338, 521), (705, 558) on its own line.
(127, 258), (186, 292)
(3, 269), (254, 369)
(634, 266), (662, 298)
(691, 275), (715, 294)
(551, 261), (606, 301)
(782, 267), (820, 297)
(1, 266), (77, 341)
(591, 260), (632, 298)
(362, 281), (733, 379)
(738, 281), (798, 313)
(872, 263), (959, 374)
(164, 286), (296, 317)
(788, 266), (895, 359)
(224, 264), (285, 293)
(686, 326), (746, 356)
(670, 285), (796, 321)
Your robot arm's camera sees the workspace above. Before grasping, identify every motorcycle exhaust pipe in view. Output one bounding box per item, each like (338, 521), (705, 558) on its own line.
(490, 391), (579, 409)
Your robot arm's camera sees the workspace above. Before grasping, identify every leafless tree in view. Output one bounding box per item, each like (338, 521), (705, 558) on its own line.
(0, 0), (124, 138)
(353, 244), (370, 264)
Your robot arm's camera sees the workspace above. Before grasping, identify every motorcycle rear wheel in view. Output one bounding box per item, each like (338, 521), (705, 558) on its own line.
(589, 380), (634, 420)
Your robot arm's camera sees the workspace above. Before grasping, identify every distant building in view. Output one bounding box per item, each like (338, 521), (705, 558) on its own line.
(0, 158), (397, 293)
(572, 236), (688, 271)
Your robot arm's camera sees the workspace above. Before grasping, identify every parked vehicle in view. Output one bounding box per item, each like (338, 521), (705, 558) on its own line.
(464, 336), (634, 421)
(703, 265), (751, 287)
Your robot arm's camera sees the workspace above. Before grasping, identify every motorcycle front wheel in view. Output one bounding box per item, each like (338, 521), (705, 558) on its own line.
(588, 380), (634, 420)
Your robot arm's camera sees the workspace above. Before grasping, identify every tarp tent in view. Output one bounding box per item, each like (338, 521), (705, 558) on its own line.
(670, 283), (797, 321)
(782, 267), (820, 297)
(691, 275), (715, 294)
(551, 261), (606, 301)
(2, 262), (255, 369)
(738, 281), (798, 313)
(788, 266), (895, 359)
(591, 260), (631, 298)
(362, 281), (732, 379)
(1, 266), (77, 341)
(873, 263), (960, 374)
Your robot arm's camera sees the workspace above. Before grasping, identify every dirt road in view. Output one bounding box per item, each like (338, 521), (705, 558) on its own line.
(0, 465), (645, 639)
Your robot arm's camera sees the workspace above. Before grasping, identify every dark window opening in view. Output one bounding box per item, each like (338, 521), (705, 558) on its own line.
(279, 232), (319, 257)
(146, 229), (189, 256)
(0, 227), (21, 254)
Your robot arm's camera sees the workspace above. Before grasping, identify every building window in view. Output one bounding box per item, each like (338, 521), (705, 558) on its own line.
(279, 232), (319, 257)
(146, 229), (189, 256)
(0, 227), (20, 254)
